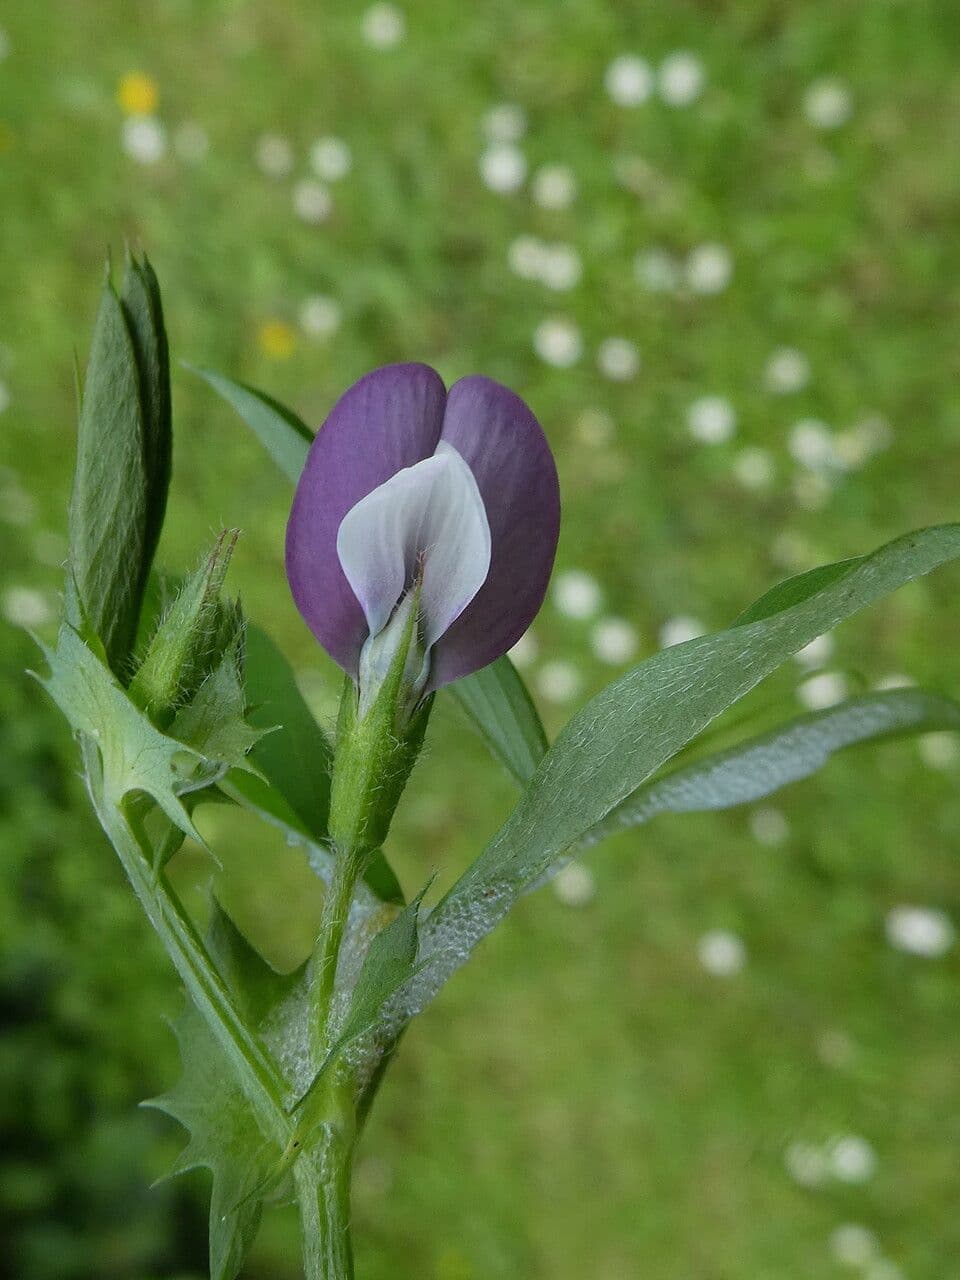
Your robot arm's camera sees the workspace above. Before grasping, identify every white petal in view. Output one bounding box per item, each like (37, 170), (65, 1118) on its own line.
(336, 441), (491, 648)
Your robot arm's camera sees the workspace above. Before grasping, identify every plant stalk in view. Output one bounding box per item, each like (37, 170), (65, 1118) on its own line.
(311, 842), (365, 1058)
(295, 1133), (355, 1280)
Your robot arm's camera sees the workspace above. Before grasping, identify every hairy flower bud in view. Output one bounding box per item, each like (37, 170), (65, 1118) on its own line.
(128, 530), (241, 728)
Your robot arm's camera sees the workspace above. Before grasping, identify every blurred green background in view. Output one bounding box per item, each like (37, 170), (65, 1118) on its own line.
(2, 1), (960, 1276)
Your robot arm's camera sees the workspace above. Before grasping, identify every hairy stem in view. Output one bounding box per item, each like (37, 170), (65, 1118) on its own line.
(311, 844), (364, 1058)
(295, 1088), (357, 1280)
(82, 737), (290, 1140)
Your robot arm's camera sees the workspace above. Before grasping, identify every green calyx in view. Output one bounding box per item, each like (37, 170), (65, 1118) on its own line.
(327, 591), (434, 860)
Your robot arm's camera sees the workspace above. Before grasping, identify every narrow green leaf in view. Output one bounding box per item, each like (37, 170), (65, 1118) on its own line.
(67, 278), (150, 671)
(188, 365), (312, 483)
(405, 524), (960, 1019)
(580, 688), (960, 845)
(450, 656), (547, 785)
(733, 557), (862, 625)
(244, 624), (332, 836)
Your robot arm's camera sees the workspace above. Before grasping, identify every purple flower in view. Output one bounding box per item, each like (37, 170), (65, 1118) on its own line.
(286, 363), (560, 692)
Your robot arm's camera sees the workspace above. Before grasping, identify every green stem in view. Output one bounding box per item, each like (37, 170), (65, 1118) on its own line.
(311, 844), (364, 1058)
(294, 1082), (357, 1280)
(83, 738), (290, 1141)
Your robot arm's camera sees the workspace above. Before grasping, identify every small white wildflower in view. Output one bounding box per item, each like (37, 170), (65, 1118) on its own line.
(784, 1141), (827, 1188)
(830, 1224), (878, 1269)
(886, 905), (955, 958)
(576, 408), (615, 446)
(591, 618), (638, 665)
(795, 633), (834, 669)
(688, 395), (736, 444)
(658, 51), (705, 106)
(482, 102), (526, 143)
(532, 163), (577, 210)
(827, 1134), (877, 1184)
(834, 429), (872, 471)
(2, 586), (55, 628)
(255, 132), (294, 177)
(362, 3), (405, 48)
(732, 447), (775, 490)
(919, 731), (959, 770)
(537, 660), (583, 704)
(293, 179), (333, 224)
(480, 144), (526, 194)
(789, 418), (836, 470)
(686, 242), (733, 294)
(508, 630), (538, 668)
(605, 55), (653, 107)
(173, 121), (209, 163)
(765, 346), (810, 394)
(635, 248), (680, 293)
(659, 616), (705, 648)
(833, 416), (893, 470)
(299, 295), (341, 338)
(553, 569), (602, 620)
(697, 929), (746, 977)
(597, 337), (640, 382)
(552, 861), (596, 907)
(122, 117), (166, 165)
(508, 235), (546, 281)
(533, 316), (582, 367)
(854, 413), (893, 453)
(798, 671), (849, 711)
(540, 243), (582, 292)
(804, 78), (853, 129)
(310, 136), (352, 181)
(750, 807), (790, 847)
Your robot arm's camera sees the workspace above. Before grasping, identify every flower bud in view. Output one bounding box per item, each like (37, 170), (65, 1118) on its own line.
(128, 530), (241, 728)
(65, 253), (172, 674)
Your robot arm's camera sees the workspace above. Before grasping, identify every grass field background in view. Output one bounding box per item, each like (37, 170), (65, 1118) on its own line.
(2, 2), (960, 1277)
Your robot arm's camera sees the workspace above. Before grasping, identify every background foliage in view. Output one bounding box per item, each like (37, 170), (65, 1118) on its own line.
(2, 2), (960, 1276)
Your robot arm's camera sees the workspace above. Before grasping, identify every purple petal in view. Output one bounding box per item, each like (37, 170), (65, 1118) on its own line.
(286, 363), (446, 674)
(431, 375), (560, 688)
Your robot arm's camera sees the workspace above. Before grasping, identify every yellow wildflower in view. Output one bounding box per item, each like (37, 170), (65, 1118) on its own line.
(117, 72), (159, 116)
(257, 319), (297, 360)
